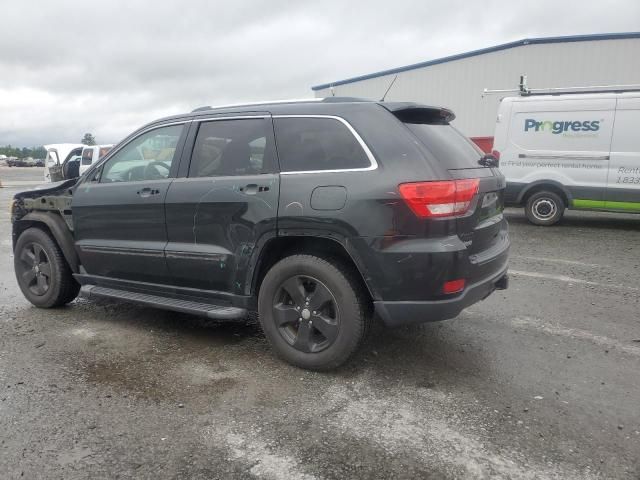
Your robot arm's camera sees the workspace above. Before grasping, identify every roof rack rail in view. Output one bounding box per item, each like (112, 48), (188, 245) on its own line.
(483, 74), (640, 97)
(191, 98), (326, 113)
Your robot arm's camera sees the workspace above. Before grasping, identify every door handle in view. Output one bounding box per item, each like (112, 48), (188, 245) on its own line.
(240, 184), (269, 195)
(137, 187), (160, 198)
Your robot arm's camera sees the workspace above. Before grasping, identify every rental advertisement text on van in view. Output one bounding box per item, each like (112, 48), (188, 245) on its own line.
(494, 92), (640, 225)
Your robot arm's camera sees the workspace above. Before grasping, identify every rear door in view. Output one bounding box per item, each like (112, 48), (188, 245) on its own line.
(72, 123), (188, 284)
(164, 115), (280, 294)
(606, 96), (640, 211)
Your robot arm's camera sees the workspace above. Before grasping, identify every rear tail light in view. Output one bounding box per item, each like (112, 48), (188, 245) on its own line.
(398, 179), (479, 218)
(443, 279), (466, 294)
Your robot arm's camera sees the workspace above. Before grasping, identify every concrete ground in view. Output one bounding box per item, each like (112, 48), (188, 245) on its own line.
(1, 168), (639, 479)
(0, 166), (45, 187)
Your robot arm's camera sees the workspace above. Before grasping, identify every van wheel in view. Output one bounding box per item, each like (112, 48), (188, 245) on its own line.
(14, 227), (80, 308)
(258, 254), (370, 371)
(525, 190), (565, 226)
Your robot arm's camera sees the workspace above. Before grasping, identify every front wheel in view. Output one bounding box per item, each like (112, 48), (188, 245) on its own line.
(525, 190), (565, 226)
(258, 254), (370, 370)
(14, 227), (80, 308)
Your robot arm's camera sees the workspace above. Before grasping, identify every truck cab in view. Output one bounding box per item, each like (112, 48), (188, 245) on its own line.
(44, 144), (85, 182)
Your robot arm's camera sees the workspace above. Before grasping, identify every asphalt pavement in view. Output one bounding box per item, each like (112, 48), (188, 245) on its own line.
(1, 168), (639, 479)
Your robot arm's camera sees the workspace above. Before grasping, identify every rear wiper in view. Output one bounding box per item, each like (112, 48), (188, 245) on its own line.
(478, 153), (499, 167)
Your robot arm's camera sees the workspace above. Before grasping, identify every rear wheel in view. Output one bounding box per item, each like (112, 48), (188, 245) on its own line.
(14, 227), (79, 307)
(525, 190), (565, 226)
(258, 254), (370, 370)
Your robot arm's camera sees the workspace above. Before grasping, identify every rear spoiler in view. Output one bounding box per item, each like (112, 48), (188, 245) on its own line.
(381, 103), (455, 124)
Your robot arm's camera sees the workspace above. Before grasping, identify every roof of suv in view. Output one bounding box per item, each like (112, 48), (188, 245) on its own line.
(139, 98), (455, 132)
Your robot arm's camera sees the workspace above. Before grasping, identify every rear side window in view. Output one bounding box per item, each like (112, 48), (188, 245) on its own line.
(189, 118), (274, 177)
(405, 123), (482, 169)
(98, 146), (112, 159)
(81, 148), (93, 166)
(274, 117), (371, 172)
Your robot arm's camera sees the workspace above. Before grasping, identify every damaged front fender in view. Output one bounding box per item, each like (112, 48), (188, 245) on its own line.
(11, 178), (80, 272)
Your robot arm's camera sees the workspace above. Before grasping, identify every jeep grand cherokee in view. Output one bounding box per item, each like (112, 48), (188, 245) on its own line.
(11, 98), (509, 370)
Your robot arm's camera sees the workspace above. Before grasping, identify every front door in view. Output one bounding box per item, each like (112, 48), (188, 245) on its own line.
(164, 116), (279, 295)
(72, 123), (188, 284)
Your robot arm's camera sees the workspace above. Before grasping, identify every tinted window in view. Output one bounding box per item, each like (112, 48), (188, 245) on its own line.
(189, 118), (273, 177)
(274, 117), (370, 172)
(101, 124), (183, 183)
(405, 123), (483, 169)
(81, 148), (93, 165)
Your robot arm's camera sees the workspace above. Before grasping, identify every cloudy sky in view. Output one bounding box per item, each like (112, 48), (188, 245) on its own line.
(1, 0), (639, 146)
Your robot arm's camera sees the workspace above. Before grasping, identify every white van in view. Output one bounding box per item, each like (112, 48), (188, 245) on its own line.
(494, 92), (640, 225)
(79, 144), (113, 176)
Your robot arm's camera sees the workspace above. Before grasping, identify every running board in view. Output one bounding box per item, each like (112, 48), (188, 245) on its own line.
(79, 285), (247, 320)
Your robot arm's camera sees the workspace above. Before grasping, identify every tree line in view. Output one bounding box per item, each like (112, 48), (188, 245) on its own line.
(0, 145), (47, 159)
(1, 133), (97, 159)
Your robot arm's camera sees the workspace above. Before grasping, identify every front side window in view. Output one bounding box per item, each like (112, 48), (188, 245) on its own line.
(274, 117), (371, 172)
(100, 124), (183, 183)
(81, 148), (93, 166)
(189, 118), (273, 177)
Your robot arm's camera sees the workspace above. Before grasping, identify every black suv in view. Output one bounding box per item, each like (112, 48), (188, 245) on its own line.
(11, 98), (509, 370)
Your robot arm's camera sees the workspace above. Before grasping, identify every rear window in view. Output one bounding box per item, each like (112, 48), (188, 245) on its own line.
(405, 123), (483, 169)
(274, 117), (371, 172)
(99, 146), (112, 159)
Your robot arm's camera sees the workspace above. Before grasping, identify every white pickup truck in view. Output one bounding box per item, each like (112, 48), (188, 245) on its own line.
(44, 144), (113, 182)
(44, 144), (84, 182)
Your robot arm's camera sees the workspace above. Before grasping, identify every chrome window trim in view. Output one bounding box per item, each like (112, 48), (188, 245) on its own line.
(272, 115), (378, 174)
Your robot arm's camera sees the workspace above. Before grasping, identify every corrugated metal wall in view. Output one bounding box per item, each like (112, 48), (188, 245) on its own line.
(313, 38), (640, 137)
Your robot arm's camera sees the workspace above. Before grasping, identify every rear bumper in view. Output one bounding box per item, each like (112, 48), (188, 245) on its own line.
(374, 266), (509, 327)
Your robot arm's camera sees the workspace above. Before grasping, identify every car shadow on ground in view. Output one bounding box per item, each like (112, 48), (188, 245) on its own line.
(59, 299), (492, 392)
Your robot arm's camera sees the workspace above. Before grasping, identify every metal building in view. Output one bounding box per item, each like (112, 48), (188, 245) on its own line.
(311, 32), (640, 151)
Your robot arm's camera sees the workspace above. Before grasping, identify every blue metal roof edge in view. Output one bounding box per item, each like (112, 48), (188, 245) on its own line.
(311, 32), (640, 91)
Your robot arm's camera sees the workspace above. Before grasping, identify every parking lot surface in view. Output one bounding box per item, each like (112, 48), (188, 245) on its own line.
(1, 168), (639, 479)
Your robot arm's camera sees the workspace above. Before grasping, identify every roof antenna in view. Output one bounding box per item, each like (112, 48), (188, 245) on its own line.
(380, 75), (398, 102)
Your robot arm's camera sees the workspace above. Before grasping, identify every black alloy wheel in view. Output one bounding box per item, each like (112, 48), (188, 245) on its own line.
(258, 254), (370, 370)
(14, 227), (80, 308)
(272, 275), (340, 353)
(17, 242), (52, 296)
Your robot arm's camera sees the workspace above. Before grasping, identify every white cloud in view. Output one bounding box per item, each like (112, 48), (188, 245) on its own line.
(1, 0), (638, 145)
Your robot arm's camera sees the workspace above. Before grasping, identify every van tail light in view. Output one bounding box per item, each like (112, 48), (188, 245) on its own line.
(398, 179), (479, 218)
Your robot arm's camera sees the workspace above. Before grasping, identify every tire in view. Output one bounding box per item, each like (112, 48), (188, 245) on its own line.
(258, 254), (370, 371)
(525, 190), (565, 226)
(14, 227), (80, 308)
